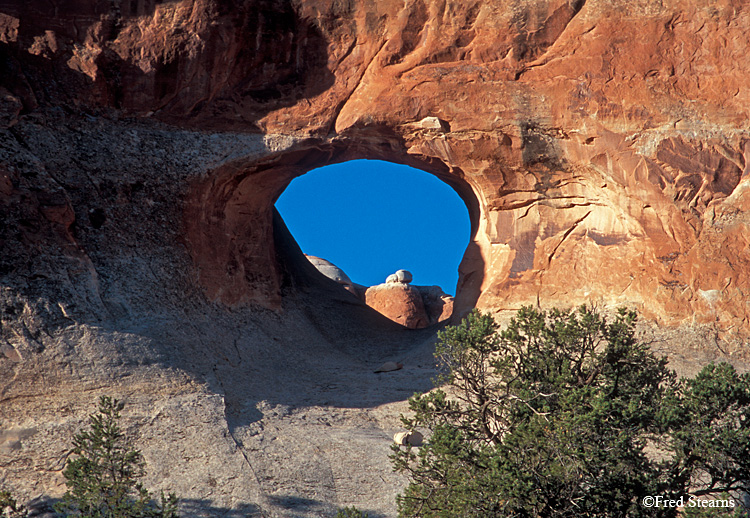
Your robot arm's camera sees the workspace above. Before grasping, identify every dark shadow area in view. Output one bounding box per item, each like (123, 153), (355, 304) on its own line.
(510, 0), (587, 63)
(21, 496), (268, 518)
(267, 495), (326, 514)
(23, 495), (58, 517)
(267, 495), (387, 518)
(179, 499), (264, 518)
(452, 240), (484, 316)
(203, 209), (441, 421)
(0, 0), (175, 22)
(20, 496), (388, 518)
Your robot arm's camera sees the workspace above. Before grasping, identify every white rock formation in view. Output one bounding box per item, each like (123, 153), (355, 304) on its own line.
(385, 269), (412, 284)
(393, 430), (424, 446)
(306, 255), (355, 289)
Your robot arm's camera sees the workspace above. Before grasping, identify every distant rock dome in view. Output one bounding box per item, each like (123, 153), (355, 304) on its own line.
(305, 255), (354, 288)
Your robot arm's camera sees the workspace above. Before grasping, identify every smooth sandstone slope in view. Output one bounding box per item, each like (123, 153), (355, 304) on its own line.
(1, 0), (749, 515)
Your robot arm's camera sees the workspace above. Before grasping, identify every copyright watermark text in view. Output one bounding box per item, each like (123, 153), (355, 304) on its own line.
(642, 495), (736, 509)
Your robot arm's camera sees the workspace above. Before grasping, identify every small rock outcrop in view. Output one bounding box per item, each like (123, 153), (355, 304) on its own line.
(303, 262), (454, 328)
(366, 283), (430, 329)
(374, 361), (403, 373)
(385, 269), (413, 284)
(393, 430), (424, 447)
(365, 270), (454, 329)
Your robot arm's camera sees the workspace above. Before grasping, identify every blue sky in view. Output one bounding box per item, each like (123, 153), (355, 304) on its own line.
(275, 159), (470, 295)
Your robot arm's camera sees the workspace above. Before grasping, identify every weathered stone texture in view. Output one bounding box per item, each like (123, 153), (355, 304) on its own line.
(1, 0), (750, 515)
(365, 283), (430, 329)
(3, 0), (747, 328)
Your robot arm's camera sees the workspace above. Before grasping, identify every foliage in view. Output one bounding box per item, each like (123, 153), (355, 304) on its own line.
(55, 396), (179, 518)
(0, 490), (17, 511)
(0, 489), (24, 518)
(335, 506), (370, 518)
(682, 493), (747, 518)
(392, 306), (750, 517)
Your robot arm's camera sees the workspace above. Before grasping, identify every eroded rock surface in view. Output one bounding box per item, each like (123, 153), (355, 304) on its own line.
(2, 0), (744, 332)
(365, 283), (430, 329)
(0, 0), (738, 333)
(1, 0), (750, 515)
(304, 254), (359, 297)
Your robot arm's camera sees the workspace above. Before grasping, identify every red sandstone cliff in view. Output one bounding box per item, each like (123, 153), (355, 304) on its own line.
(2, 1), (749, 337)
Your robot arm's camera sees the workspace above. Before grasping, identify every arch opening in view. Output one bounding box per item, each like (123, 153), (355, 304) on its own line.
(184, 142), (484, 328)
(275, 159), (472, 328)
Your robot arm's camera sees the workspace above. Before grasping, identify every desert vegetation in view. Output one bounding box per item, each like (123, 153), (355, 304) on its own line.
(392, 307), (750, 517)
(54, 396), (179, 518)
(4, 308), (749, 517)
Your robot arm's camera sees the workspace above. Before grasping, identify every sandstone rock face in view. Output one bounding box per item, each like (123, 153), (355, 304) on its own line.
(417, 286), (455, 325)
(2, 0), (746, 332)
(365, 283), (430, 329)
(364, 271), (454, 329)
(2, 0), (750, 515)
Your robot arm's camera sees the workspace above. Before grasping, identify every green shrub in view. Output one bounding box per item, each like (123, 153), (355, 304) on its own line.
(392, 307), (750, 517)
(55, 395), (179, 518)
(0, 489), (24, 517)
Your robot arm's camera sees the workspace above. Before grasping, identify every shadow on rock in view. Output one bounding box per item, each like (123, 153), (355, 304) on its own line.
(179, 499), (264, 518)
(267, 495), (388, 518)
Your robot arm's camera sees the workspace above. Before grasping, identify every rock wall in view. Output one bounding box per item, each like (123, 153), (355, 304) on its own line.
(1, 0), (750, 515)
(3, 0), (749, 333)
(4, 0), (748, 333)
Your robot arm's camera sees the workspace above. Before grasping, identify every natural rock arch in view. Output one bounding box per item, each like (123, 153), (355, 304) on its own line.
(2, 1), (750, 514)
(183, 136), (484, 318)
(2, 0), (749, 337)
(181, 116), (750, 342)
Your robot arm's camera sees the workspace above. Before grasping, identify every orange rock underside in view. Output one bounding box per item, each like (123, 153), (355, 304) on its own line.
(2, 0), (749, 334)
